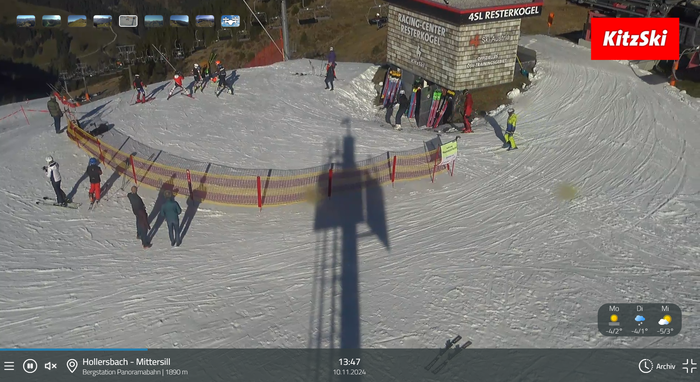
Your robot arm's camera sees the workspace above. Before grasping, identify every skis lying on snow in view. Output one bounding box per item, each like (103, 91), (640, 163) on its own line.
(37, 197), (81, 209)
(431, 339), (472, 374)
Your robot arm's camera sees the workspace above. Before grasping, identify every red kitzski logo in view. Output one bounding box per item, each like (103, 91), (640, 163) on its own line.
(591, 18), (679, 60)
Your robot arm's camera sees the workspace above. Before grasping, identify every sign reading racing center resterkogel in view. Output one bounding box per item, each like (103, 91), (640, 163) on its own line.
(465, 4), (542, 24)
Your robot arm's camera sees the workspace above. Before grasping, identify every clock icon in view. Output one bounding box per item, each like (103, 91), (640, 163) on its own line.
(639, 359), (653, 374)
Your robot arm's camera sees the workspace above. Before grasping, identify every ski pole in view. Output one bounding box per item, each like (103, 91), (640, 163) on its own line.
(130, 90), (136, 103)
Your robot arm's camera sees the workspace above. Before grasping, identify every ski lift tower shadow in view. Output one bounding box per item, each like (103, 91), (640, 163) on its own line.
(308, 118), (389, 379)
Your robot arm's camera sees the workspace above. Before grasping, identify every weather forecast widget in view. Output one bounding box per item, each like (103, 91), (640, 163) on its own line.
(598, 303), (681, 336)
(221, 15), (240, 27)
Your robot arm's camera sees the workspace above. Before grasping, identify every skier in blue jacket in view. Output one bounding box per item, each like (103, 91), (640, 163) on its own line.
(160, 190), (182, 246)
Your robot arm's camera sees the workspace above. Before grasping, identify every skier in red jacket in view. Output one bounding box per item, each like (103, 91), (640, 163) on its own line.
(168, 71), (185, 98)
(462, 90), (473, 133)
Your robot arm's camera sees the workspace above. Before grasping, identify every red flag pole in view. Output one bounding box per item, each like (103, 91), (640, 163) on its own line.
(186, 170), (194, 200)
(327, 164), (334, 198)
(391, 155), (397, 187)
(257, 176), (262, 211)
(130, 155), (138, 185)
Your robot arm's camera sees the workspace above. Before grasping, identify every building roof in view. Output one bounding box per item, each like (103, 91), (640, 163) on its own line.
(384, 0), (543, 24)
(417, 0), (536, 10)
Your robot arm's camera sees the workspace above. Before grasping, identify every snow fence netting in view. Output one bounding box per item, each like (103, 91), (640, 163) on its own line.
(65, 115), (450, 208)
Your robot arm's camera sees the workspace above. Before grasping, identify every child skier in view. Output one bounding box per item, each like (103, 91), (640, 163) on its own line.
(44, 156), (68, 206)
(191, 63), (203, 95)
(168, 71), (185, 98)
(462, 90), (473, 133)
(85, 157), (103, 204)
(504, 108), (518, 151)
(324, 62), (336, 91)
(215, 61), (233, 95)
(133, 74), (148, 103)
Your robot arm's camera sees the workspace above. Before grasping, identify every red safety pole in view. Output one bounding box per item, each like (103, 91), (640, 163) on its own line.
(256, 176), (262, 211)
(130, 155), (138, 185)
(186, 170), (194, 200)
(327, 164), (334, 198)
(391, 155), (397, 187)
(20, 106), (29, 125)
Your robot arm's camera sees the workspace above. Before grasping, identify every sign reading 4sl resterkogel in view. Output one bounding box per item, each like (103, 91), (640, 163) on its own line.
(591, 18), (679, 60)
(465, 3), (543, 24)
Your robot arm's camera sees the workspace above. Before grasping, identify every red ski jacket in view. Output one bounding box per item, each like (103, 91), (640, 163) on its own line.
(174, 75), (183, 86)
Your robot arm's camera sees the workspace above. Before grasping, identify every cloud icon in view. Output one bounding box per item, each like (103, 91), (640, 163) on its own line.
(659, 319), (669, 325)
(635, 315), (645, 322)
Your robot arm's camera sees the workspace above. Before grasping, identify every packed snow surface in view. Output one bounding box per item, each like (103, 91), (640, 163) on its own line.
(0, 36), (698, 350)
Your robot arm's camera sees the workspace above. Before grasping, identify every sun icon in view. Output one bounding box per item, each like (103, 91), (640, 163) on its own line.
(610, 314), (618, 322)
(663, 315), (671, 323)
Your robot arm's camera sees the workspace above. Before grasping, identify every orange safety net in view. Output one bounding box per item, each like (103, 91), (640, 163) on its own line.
(66, 117), (450, 208)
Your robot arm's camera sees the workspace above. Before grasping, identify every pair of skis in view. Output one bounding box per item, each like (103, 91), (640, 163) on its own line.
(407, 87), (418, 118)
(424, 335), (472, 374)
(37, 196), (81, 209)
(426, 90), (442, 128)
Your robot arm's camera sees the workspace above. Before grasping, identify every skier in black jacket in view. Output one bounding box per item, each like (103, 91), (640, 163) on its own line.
(191, 63), (203, 95)
(127, 186), (151, 248)
(215, 61), (233, 95)
(85, 158), (103, 203)
(324, 62), (336, 91)
(393, 89), (409, 130)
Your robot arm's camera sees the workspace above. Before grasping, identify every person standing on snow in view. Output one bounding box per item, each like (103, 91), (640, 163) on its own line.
(215, 61), (233, 95)
(191, 63), (204, 95)
(168, 71), (185, 98)
(462, 90), (473, 133)
(47, 95), (63, 134)
(128, 186), (152, 248)
(503, 108), (518, 151)
(160, 190), (182, 247)
(393, 89), (409, 130)
(325, 62), (336, 91)
(43, 156), (68, 206)
(85, 157), (103, 203)
(328, 47), (336, 65)
(133, 74), (148, 103)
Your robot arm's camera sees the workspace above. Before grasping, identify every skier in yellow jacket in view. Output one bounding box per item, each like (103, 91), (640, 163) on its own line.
(503, 108), (518, 151)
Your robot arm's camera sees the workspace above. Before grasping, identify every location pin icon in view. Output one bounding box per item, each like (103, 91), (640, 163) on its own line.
(67, 359), (78, 373)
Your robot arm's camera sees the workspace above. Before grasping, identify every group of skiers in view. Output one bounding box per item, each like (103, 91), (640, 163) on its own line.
(381, 83), (519, 150)
(43, 154), (183, 249)
(127, 186), (183, 248)
(131, 59), (233, 103)
(325, 47), (337, 91)
(44, 156), (103, 207)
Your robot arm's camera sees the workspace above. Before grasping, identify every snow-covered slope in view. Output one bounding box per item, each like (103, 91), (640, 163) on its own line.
(0, 36), (698, 350)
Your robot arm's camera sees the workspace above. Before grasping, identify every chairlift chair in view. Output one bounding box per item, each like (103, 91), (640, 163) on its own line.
(315, 0), (332, 21)
(298, 0), (317, 25)
(173, 41), (185, 60)
(194, 30), (206, 51)
(251, 0), (268, 26)
(216, 29), (233, 42)
(269, 15), (281, 29)
(237, 20), (251, 42)
(367, 2), (389, 25)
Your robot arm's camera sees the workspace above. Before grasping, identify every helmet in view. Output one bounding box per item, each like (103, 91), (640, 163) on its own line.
(89, 158), (98, 165)
(45, 156), (53, 163)
(194, 63), (199, 68)
(507, 108), (514, 114)
(399, 89), (405, 95)
(215, 60), (221, 66)
(134, 74), (139, 77)
(330, 47), (334, 51)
